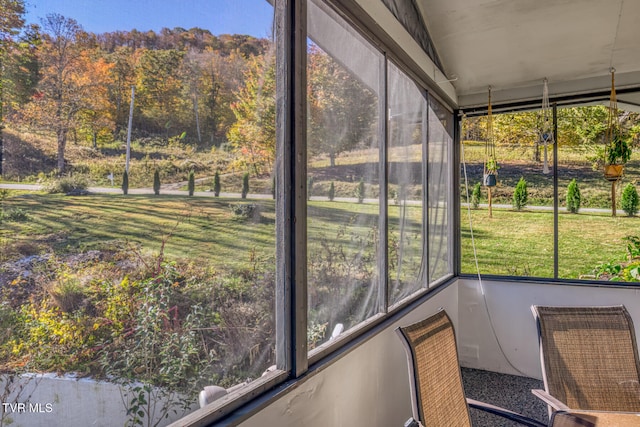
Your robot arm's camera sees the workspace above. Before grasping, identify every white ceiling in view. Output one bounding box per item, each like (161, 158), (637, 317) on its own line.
(415, 0), (640, 110)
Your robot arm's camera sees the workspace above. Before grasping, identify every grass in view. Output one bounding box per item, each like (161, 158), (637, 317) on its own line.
(461, 206), (639, 278)
(1, 193), (276, 270)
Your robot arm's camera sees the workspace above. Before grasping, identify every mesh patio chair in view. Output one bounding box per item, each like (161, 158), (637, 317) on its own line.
(531, 305), (640, 415)
(396, 308), (546, 427)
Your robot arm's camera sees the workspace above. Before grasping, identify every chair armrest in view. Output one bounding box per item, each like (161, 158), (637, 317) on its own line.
(531, 389), (571, 411)
(403, 417), (420, 427)
(467, 398), (547, 427)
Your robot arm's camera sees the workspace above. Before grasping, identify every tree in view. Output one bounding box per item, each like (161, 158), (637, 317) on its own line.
(213, 170), (220, 197)
(121, 170), (129, 195)
(621, 183), (639, 217)
(512, 177), (528, 210)
(0, 0), (26, 176)
(227, 51), (276, 176)
(241, 172), (249, 199)
(187, 169), (195, 196)
(566, 179), (581, 213)
(153, 169), (160, 195)
(27, 14), (97, 173)
(471, 182), (482, 209)
(307, 44), (377, 167)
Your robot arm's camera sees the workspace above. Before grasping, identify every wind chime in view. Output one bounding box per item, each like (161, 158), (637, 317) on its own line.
(539, 78), (554, 174)
(483, 86), (497, 218)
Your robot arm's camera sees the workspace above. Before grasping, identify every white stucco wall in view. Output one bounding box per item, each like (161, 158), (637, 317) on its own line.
(456, 278), (640, 378)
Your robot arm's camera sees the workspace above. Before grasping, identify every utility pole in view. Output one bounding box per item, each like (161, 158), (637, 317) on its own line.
(125, 86), (135, 173)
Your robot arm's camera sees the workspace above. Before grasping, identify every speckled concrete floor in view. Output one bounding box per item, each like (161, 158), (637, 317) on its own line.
(461, 368), (549, 426)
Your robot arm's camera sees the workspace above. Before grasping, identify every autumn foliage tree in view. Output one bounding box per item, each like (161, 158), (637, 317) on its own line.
(227, 50), (276, 177)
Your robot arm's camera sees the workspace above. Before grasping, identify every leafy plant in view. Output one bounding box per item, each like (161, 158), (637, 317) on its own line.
(621, 183), (639, 216)
(187, 170), (195, 196)
(229, 203), (256, 219)
(605, 128), (632, 165)
(485, 157), (499, 174)
(153, 170), (160, 195)
(566, 179), (581, 213)
(512, 177), (528, 210)
(241, 172), (249, 199)
(213, 171), (221, 197)
(471, 182), (482, 209)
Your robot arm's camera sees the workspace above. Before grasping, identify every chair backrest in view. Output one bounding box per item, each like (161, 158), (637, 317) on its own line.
(532, 305), (640, 412)
(396, 309), (472, 427)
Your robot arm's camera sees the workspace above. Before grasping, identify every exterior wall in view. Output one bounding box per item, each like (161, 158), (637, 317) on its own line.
(239, 283), (459, 427)
(457, 278), (640, 378)
(0, 374), (195, 427)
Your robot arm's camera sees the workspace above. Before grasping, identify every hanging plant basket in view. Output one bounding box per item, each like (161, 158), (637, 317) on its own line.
(604, 164), (624, 182)
(483, 173), (497, 187)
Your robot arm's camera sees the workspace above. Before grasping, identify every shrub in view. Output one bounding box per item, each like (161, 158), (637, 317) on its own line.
(328, 182), (335, 201)
(229, 203), (256, 219)
(45, 176), (88, 194)
(622, 183), (639, 216)
(188, 170), (195, 196)
(356, 178), (365, 203)
(213, 171), (221, 197)
(3, 208), (29, 222)
(512, 177), (528, 210)
(471, 182), (482, 209)
(241, 172), (249, 199)
(121, 170), (129, 195)
(566, 179), (581, 213)
(153, 169), (160, 195)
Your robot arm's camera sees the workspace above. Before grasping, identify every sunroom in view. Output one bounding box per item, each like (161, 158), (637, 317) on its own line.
(2, 0), (640, 426)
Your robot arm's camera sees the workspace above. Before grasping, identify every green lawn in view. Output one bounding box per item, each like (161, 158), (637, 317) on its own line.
(461, 207), (639, 278)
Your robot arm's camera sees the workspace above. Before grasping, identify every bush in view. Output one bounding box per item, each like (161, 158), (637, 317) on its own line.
(3, 208), (29, 222)
(241, 172), (249, 199)
(153, 169), (161, 195)
(512, 177), (528, 210)
(45, 176), (88, 194)
(121, 170), (129, 195)
(356, 178), (365, 203)
(328, 182), (335, 201)
(471, 182), (482, 209)
(188, 170), (195, 196)
(566, 179), (581, 213)
(229, 203), (256, 219)
(213, 171), (221, 197)
(622, 183), (639, 216)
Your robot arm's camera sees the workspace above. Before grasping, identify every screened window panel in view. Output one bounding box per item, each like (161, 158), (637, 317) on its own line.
(306, 0), (384, 350)
(428, 98), (453, 283)
(387, 62), (426, 305)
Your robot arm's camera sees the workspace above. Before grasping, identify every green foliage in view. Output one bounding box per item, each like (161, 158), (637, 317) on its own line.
(122, 170), (129, 195)
(241, 172), (249, 199)
(152, 169), (160, 195)
(512, 177), (528, 210)
(356, 178), (365, 203)
(471, 182), (482, 209)
(566, 179), (581, 213)
(3, 207), (28, 222)
(606, 128), (632, 165)
(213, 171), (221, 197)
(621, 183), (639, 216)
(328, 181), (335, 201)
(187, 169), (195, 196)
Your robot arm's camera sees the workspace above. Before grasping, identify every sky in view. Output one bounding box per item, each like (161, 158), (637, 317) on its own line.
(25, 0), (274, 37)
